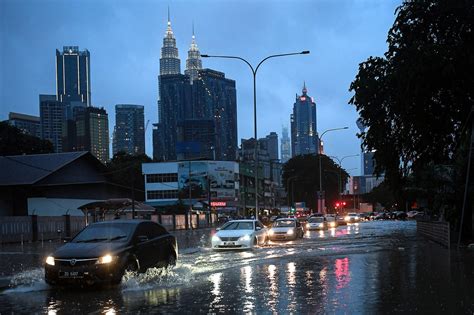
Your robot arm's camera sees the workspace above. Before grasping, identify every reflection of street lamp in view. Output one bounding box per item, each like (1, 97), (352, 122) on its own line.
(202, 51), (310, 221)
(318, 127), (349, 213)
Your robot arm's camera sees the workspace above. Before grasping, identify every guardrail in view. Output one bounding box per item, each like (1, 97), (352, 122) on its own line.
(417, 220), (450, 249)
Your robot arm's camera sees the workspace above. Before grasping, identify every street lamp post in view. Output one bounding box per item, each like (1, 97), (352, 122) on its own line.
(202, 51), (310, 221)
(317, 127), (349, 214)
(329, 155), (359, 202)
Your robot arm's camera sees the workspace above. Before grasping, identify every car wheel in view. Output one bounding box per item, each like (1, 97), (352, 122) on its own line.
(124, 260), (138, 273)
(253, 237), (258, 247)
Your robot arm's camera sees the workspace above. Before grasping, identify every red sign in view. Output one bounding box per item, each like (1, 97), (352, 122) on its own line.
(211, 201), (227, 207)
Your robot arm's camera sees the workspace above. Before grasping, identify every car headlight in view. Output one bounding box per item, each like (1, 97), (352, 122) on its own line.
(306, 223), (310, 228)
(212, 234), (220, 242)
(330, 222), (336, 227)
(96, 254), (114, 264)
(344, 216), (350, 221)
(319, 223), (324, 227)
(45, 256), (55, 266)
(269, 229), (274, 235)
(239, 234), (251, 241)
(287, 229), (294, 235)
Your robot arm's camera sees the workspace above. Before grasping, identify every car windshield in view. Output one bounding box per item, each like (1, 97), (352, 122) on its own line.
(221, 221), (254, 230)
(72, 223), (134, 243)
(273, 220), (295, 227)
(309, 217), (324, 223)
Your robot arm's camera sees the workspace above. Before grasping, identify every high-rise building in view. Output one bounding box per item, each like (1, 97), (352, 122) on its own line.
(184, 26), (202, 83)
(281, 125), (291, 163)
(363, 151), (375, 176)
(113, 104), (145, 156)
(160, 12), (181, 76)
(8, 112), (41, 138)
(154, 16), (237, 162)
(291, 83), (318, 157)
(157, 74), (192, 161)
(75, 106), (109, 163)
(39, 94), (65, 153)
(193, 69), (237, 161)
(56, 46), (91, 106)
(264, 132), (279, 161)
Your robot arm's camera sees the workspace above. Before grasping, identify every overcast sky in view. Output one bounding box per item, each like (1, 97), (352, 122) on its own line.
(0, 0), (401, 175)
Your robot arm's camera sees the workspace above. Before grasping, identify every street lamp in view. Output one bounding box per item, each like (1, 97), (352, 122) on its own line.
(202, 51), (310, 221)
(329, 154), (359, 200)
(317, 127), (349, 214)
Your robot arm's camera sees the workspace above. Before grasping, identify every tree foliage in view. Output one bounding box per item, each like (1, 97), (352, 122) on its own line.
(0, 121), (54, 156)
(349, 0), (474, 197)
(106, 151), (153, 201)
(282, 154), (349, 212)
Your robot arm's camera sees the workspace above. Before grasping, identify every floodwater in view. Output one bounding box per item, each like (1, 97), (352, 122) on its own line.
(1, 221), (473, 314)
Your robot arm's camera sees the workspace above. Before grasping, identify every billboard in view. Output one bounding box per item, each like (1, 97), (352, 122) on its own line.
(178, 161), (208, 200)
(208, 161), (238, 200)
(177, 161), (238, 201)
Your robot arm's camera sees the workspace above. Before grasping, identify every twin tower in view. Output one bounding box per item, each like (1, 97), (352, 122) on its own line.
(154, 13), (238, 162)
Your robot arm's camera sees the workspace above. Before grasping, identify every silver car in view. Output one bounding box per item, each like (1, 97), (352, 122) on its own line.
(268, 218), (304, 241)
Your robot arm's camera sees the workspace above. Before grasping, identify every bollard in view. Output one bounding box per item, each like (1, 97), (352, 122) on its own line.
(21, 234), (24, 252)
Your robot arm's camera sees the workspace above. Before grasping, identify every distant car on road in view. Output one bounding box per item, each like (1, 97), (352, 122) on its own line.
(306, 216), (328, 230)
(324, 215), (337, 228)
(345, 213), (360, 223)
(44, 220), (178, 286)
(268, 218), (304, 241)
(211, 220), (268, 250)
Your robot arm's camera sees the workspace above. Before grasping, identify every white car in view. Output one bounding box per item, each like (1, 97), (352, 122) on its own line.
(268, 218), (304, 241)
(345, 213), (360, 223)
(306, 216), (327, 230)
(211, 220), (268, 250)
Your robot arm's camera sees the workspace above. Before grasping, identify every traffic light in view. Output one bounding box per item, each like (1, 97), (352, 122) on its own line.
(335, 202), (340, 208)
(342, 202), (346, 206)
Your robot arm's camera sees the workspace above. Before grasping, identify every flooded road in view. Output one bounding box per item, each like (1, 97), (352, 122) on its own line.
(1, 221), (473, 313)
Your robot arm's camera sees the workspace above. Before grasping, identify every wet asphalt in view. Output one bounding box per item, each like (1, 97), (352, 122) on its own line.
(0, 221), (473, 314)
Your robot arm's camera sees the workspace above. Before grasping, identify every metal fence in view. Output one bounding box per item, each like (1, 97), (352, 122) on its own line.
(1, 213), (218, 244)
(417, 220), (450, 249)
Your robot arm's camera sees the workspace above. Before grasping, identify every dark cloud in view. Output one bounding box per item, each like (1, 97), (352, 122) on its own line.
(0, 0), (401, 175)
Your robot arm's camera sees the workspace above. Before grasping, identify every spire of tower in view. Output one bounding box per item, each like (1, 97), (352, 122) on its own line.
(185, 22), (202, 83)
(302, 81), (307, 95)
(160, 6), (180, 75)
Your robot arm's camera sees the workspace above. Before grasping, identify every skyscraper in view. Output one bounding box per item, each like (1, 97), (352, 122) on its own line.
(265, 132), (279, 161)
(8, 112), (41, 138)
(193, 69), (237, 160)
(184, 26), (202, 83)
(159, 11), (181, 76)
(291, 83), (318, 157)
(39, 94), (65, 153)
(113, 104), (145, 156)
(157, 74), (192, 161)
(281, 125), (291, 163)
(75, 106), (109, 163)
(56, 46), (91, 106)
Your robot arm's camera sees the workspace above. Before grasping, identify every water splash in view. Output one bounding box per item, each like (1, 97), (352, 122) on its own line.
(121, 264), (196, 292)
(2, 268), (49, 293)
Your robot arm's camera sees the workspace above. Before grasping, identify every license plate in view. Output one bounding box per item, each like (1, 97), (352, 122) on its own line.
(224, 242), (235, 245)
(59, 271), (83, 278)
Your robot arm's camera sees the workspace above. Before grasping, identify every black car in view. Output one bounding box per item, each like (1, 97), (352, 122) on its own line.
(45, 220), (177, 286)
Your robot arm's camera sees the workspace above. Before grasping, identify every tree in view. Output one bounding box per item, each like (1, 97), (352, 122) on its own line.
(349, 1), (474, 231)
(0, 121), (54, 155)
(282, 154), (349, 212)
(106, 151), (153, 201)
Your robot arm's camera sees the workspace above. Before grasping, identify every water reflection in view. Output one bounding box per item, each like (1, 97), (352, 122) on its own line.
(104, 307), (116, 315)
(267, 264), (279, 313)
(330, 228), (336, 237)
(241, 265), (255, 312)
(335, 258), (351, 290)
(319, 230), (325, 238)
